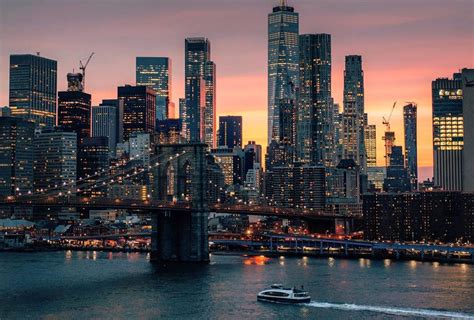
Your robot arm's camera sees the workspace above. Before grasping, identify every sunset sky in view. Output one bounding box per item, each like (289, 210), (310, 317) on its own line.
(1, 0), (473, 180)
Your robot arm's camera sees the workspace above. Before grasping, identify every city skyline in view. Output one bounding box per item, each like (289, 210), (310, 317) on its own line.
(1, 0), (473, 180)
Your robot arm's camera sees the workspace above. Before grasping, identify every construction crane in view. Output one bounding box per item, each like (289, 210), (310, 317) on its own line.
(382, 101), (397, 167)
(79, 52), (94, 91)
(382, 101), (397, 131)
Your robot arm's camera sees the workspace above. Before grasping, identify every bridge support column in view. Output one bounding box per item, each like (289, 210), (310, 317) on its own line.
(150, 209), (209, 263)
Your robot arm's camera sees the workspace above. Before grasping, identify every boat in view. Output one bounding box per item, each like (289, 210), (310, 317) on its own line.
(257, 284), (311, 304)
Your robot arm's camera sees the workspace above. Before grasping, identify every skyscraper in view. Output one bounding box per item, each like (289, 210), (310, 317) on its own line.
(218, 116), (242, 149)
(365, 124), (376, 167)
(342, 55), (366, 173)
(100, 99), (123, 143)
(432, 73), (463, 191)
(403, 103), (418, 190)
(118, 85), (156, 141)
(0, 117), (35, 196)
(383, 146), (411, 193)
(58, 73), (92, 143)
(268, 1), (299, 144)
(33, 128), (77, 194)
(136, 57), (172, 120)
(77, 137), (109, 197)
(184, 38), (216, 147)
(9, 54), (57, 128)
(297, 34), (332, 166)
(462, 68), (474, 192)
(92, 105), (117, 156)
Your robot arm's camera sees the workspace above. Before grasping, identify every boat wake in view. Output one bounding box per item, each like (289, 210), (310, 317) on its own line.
(304, 301), (474, 319)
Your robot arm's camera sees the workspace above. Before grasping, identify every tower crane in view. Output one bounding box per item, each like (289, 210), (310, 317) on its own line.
(79, 52), (94, 91)
(382, 101), (396, 131)
(382, 101), (397, 167)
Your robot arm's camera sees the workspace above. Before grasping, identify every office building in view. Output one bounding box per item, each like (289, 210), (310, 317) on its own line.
(367, 166), (386, 192)
(92, 105), (117, 156)
(100, 99), (123, 143)
(184, 38), (216, 147)
(58, 73), (92, 143)
(218, 116), (242, 149)
(9, 54), (57, 128)
(462, 68), (474, 192)
(268, 1), (299, 144)
(432, 73), (463, 190)
(211, 147), (244, 187)
(297, 33), (332, 166)
(0, 117), (35, 196)
(33, 128), (77, 194)
(403, 103), (418, 190)
(342, 55), (366, 173)
(136, 57), (172, 120)
(77, 137), (109, 197)
(383, 146), (411, 192)
(155, 119), (182, 144)
(118, 85), (156, 141)
(365, 124), (376, 167)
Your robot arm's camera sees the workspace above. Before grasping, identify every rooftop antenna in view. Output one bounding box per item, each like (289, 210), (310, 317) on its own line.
(280, 0), (287, 6)
(36, 52), (40, 56)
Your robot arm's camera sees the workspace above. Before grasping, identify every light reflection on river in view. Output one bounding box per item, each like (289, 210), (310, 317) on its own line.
(0, 251), (473, 319)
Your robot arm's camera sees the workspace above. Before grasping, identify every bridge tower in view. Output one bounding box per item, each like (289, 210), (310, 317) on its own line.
(151, 143), (209, 263)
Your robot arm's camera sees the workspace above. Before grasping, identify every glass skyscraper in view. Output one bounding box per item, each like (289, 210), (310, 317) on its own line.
(0, 117), (35, 196)
(9, 54), (57, 128)
(403, 103), (418, 190)
(365, 124), (377, 168)
(432, 73), (463, 191)
(268, 1), (299, 145)
(136, 57), (172, 120)
(342, 55), (367, 173)
(58, 73), (92, 143)
(184, 38), (216, 147)
(118, 85), (156, 141)
(218, 116), (242, 149)
(297, 34), (332, 165)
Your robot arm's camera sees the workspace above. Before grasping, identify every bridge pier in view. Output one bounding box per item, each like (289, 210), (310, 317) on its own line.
(150, 209), (209, 263)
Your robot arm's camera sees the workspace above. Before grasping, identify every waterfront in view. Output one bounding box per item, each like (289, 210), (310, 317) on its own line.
(1, 252), (473, 319)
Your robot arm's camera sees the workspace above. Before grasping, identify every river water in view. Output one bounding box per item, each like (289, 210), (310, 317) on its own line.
(1, 251), (473, 319)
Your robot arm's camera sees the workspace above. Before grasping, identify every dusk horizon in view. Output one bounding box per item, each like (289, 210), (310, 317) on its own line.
(1, 0), (473, 180)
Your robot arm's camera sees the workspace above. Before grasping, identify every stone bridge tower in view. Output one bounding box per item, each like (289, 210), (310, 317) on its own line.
(150, 143), (209, 262)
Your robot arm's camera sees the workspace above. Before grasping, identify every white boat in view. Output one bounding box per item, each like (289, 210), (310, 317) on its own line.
(257, 284), (311, 304)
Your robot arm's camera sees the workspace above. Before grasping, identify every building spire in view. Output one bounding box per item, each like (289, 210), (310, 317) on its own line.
(280, 0), (287, 7)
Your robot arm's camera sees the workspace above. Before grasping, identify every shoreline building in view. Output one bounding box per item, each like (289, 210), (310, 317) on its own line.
(268, 0), (299, 145)
(9, 54), (57, 128)
(462, 68), (474, 192)
(432, 73), (463, 191)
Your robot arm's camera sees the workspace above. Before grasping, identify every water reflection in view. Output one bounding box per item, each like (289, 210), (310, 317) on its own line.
(243, 255), (270, 266)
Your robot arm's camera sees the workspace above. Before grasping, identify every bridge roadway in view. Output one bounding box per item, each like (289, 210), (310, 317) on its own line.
(211, 234), (474, 255)
(0, 196), (361, 220)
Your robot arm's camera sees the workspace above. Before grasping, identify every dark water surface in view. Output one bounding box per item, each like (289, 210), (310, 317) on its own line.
(1, 251), (473, 319)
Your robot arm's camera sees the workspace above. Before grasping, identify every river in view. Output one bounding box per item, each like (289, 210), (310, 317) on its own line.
(1, 251), (473, 319)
